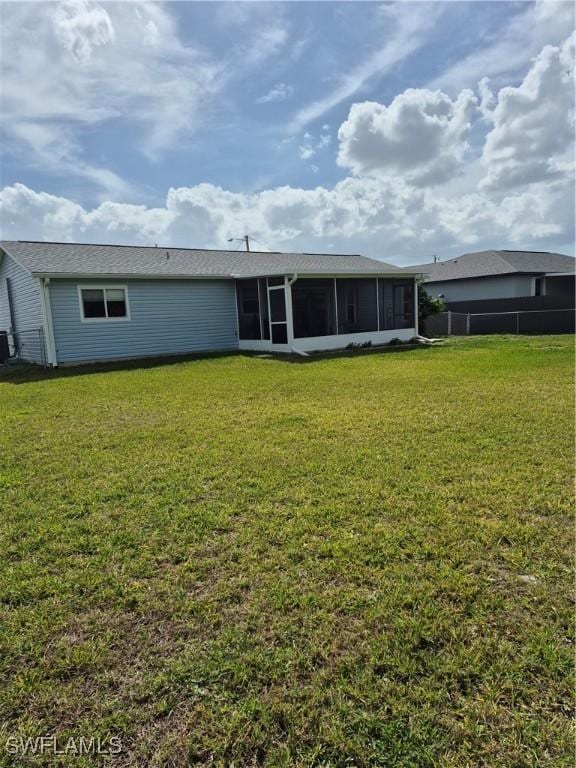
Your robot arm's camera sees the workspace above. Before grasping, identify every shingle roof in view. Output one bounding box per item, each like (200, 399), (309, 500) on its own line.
(409, 249), (575, 282)
(1, 241), (411, 278)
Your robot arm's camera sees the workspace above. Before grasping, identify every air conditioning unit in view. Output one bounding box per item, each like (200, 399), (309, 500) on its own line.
(0, 331), (10, 364)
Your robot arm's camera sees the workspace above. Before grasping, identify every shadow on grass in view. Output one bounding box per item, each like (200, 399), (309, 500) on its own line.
(0, 343), (437, 384)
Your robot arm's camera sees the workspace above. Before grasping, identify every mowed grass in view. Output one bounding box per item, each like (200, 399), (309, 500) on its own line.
(0, 336), (573, 767)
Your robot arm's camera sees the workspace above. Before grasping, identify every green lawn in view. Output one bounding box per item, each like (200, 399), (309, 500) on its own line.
(0, 336), (573, 767)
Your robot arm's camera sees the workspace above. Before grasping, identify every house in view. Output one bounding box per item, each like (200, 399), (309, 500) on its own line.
(0, 241), (420, 366)
(411, 249), (574, 304)
(410, 249), (575, 334)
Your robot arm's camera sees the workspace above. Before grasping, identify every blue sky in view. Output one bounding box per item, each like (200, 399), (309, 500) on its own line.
(0, 1), (574, 264)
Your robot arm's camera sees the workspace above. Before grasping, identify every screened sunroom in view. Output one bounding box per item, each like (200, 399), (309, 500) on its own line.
(235, 274), (418, 353)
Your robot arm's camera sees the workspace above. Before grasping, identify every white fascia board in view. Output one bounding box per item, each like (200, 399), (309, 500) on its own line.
(235, 271), (417, 279)
(543, 271), (575, 277)
(30, 272), (235, 280)
(30, 270), (423, 280)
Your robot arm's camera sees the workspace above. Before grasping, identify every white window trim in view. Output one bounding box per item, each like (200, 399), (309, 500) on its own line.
(78, 284), (131, 323)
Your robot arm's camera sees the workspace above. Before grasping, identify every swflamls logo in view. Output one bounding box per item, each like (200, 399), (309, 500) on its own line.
(4, 735), (122, 756)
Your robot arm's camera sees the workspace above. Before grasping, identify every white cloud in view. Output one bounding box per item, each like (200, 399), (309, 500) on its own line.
(0, 1), (221, 194)
(481, 34), (575, 190)
(287, 3), (443, 133)
(2, 175), (572, 263)
(255, 83), (294, 104)
(299, 145), (316, 160)
(298, 131), (333, 162)
(337, 89), (477, 186)
(429, 0), (575, 93)
(0, 1), (294, 196)
(52, 0), (115, 64)
(1, 10), (573, 263)
(5, 121), (131, 199)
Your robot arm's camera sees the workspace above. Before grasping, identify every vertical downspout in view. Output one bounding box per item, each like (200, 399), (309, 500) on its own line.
(39, 278), (57, 367)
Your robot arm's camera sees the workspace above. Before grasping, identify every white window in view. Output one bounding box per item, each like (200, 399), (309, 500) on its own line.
(78, 286), (130, 322)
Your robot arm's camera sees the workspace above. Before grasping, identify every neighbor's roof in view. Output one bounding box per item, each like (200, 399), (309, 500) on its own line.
(0, 241), (414, 279)
(408, 249), (575, 282)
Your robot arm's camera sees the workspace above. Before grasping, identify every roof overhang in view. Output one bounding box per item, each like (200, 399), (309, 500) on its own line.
(31, 270), (422, 280)
(544, 271), (575, 277)
(31, 272), (234, 280)
(234, 271), (421, 279)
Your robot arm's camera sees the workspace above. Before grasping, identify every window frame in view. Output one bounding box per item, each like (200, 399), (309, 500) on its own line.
(533, 277), (546, 297)
(78, 285), (131, 323)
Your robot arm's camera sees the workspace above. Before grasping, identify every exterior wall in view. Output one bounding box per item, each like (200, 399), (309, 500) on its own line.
(239, 327), (415, 353)
(0, 251), (46, 363)
(426, 275), (535, 302)
(49, 278), (238, 363)
(291, 328), (415, 353)
(545, 274), (574, 298)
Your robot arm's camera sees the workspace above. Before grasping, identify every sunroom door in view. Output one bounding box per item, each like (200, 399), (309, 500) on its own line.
(267, 279), (288, 345)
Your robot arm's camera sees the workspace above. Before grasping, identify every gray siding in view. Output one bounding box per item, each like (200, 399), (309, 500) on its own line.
(426, 275), (535, 303)
(49, 278), (239, 364)
(0, 251), (45, 363)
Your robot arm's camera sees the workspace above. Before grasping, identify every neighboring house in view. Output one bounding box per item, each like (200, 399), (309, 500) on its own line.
(411, 249), (575, 304)
(410, 249), (575, 334)
(0, 241), (420, 366)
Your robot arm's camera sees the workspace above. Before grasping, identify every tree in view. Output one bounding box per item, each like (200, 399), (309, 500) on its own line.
(418, 284), (445, 334)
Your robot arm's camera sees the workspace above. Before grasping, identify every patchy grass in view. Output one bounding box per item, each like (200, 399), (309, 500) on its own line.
(0, 335), (573, 767)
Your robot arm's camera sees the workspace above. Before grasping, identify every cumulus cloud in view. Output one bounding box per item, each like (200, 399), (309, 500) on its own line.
(2, 176), (572, 262)
(337, 89), (478, 186)
(1, 13), (573, 263)
(481, 34), (575, 190)
(255, 83), (294, 104)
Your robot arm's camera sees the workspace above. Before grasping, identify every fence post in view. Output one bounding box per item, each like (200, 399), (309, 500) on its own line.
(466, 313), (471, 335)
(447, 311), (452, 336)
(516, 312), (520, 334)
